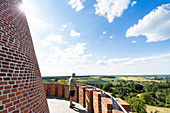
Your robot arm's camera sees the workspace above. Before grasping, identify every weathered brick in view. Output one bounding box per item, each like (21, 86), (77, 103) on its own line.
(0, 0), (49, 113)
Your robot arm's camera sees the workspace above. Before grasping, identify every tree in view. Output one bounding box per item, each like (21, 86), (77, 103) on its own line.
(54, 77), (59, 82)
(140, 93), (152, 104)
(117, 94), (125, 100)
(144, 84), (152, 92)
(134, 84), (143, 90)
(156, 91), (162, 102)
(166, 94), (170, 104)
(127, 97), (147, 113)
(102, 83), (110, 92)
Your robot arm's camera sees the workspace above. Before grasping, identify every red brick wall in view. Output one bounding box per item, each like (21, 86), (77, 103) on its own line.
(44, 83), (48, 95)
(73, 86), (78, 102)
(64, 84), (69, 99)
(57, 84), (64, 97)
(85, 88), (93, 112)
(101, 97), (113, 113)
(48, 83), (56, 96)
(112, 110), (122, 113)
(116, 98), (131, 112)
(0, 0), (49, 113)
(78, 86), (85, 107)
(93, 91), (101, 113)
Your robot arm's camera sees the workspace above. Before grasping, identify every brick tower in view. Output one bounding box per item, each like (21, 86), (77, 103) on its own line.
(0, 0), (49, 113)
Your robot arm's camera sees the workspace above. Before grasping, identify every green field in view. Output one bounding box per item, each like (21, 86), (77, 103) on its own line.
(146, 105), (170, 113)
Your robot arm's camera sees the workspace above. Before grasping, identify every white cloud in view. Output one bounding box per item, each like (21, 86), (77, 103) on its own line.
(103, 56), (107, 58)
(131, 40), (136, 43)
(131, 1), (137, 7)
(103, 31), (106, 34)
(96, 60), (108, 65)
(45, 34), (67, 44)
(109, 35), (114, 39)
(96, 53), (170, 66)
(61, 24), (68, 31)
(126, 4), (170, 42)
(68, 0), (86, 12)
(94, 0), (130, 23)
(70, 29), (80, 37)
(40, 34), (67, 47)
(40, 40), (50, 47)
(50, 43), (92, 64)
(27, 16), (52, 29)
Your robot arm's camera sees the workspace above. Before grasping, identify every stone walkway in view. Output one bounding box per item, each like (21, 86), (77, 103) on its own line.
(47, 97), (88, 113)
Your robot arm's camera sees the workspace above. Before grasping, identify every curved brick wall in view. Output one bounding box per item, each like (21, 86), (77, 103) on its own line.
(44, 83), (131, 113)
(0, 0), (49, 113)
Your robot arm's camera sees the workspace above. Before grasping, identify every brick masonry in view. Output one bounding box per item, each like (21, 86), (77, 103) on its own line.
(0, 0), (49, 113)
(73, 86), (78, 102)
(93, 91), (102, 113)
(85, 87), (93, 113)
(44, 83), (131, 113)
(78, 86), (85, 107)
(101, 97), (113, 113)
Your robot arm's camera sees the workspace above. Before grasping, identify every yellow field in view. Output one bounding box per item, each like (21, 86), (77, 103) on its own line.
(146, 105), (170, 113)
(120, 77), (149, 81)
(119, 77), (160, 82)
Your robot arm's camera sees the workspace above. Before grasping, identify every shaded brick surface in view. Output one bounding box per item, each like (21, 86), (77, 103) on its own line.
(101, 97), (113, 113)
(79, 86), (85, 107)
(0, 0), (49, 112)
(93, 91), (102, 113)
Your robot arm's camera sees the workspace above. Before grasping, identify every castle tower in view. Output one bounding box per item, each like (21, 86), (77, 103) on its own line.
(0, 0), (49, 112)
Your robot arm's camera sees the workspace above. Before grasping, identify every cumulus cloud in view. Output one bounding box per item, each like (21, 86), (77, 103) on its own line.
(131, 1), (137, 7)
(109, 35), (114, 39)
(45, 34), (67, 44)
(94, 0), (130, 23)
(96, 53), (170, 66)
(103, 31), (106, 34)
(27, 17), (52, 29)
(70, 29), (80, 37)
(96, 60), (108, 65)
(68, 0), (86, 12)
(61, 24), (68, 31)
(131, 40), (136, 43)
(40, 40), (50, 47)
(50, 43), (92, 64)
(40, 34), (67, 47)
(126, 4), (170, 42)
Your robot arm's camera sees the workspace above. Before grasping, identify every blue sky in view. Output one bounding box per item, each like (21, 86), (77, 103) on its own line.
(21, 0), (170, 76)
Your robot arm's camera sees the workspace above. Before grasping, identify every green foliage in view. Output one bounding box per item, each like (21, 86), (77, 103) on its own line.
(144, 84), (152, 92)
(166, 94), (170, 104)
(117, 94), (125, 100)
(126, 97), (147, 113)
(165, 104), (170, 108)
(154, 110), (160, 113)
(134, 84), (143, 90)
(140, 93), (153, 104)
(102, 83), (111, 92)
(54, 77), (59, 82)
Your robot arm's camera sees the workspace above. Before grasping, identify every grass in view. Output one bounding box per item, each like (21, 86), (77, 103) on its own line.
(146, 105), (170, 113)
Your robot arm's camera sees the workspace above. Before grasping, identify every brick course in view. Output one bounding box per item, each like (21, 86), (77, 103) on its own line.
(0, 0), (49, 112)
(85, 87), (93, 113)
(93, 91), (102, 113)
(101, 97), (113, 113)
(78, 86), (85, 107)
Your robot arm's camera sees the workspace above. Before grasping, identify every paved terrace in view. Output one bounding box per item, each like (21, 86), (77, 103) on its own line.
(47, 97), (88, 113)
